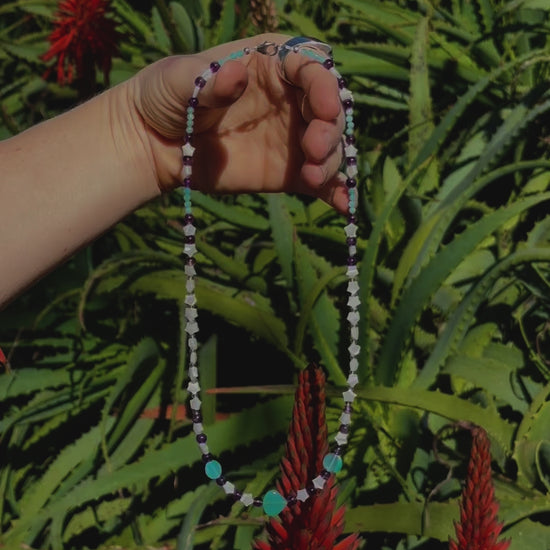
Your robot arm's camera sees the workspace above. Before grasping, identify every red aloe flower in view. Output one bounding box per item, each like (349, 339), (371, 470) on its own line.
(449, 426), (510, 550)
(254, 364), (361, 550)
(42, 0), (120, 96)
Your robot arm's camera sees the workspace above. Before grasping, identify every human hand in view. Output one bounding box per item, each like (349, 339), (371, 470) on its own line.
(130, 33), (349, 212)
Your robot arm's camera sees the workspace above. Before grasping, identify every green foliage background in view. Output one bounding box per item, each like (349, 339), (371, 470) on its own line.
(2, 0), (550, 548)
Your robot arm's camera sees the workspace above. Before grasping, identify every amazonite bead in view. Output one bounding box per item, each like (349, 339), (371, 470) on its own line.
(262, 490), (287, 516)
(323, 453), (343, 473)
(205, 460), (222, 480)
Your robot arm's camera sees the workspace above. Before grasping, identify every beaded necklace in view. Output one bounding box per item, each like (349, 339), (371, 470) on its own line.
(181, 37), (360, 518)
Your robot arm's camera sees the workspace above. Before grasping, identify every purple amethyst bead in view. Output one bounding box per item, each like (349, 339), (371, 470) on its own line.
(195, 76), (207, 88)
(188, 97), (199, 108)
(348, 215), (357, 225)
(346, 237), (357, 246)
(201, 453), (213, 463)
(183, 177), (192, 188)
(253, 498), (263, 507)
(196, 433), (207, 443)
(185, 235), (195, 244)
(345, 134), (356, 145)
(184, 213), (195, 225)
(346, 157), (357, 166)
(323, 58), (335, 69)
(215, 476), (226, 486)
(337, 77), (347, 89)
(210, 61), (220, 73)
(343, 98), (354, 109)
(346, 177), (357, 188)
(347, 256), (357, 266)
(321, 469), (331, 480)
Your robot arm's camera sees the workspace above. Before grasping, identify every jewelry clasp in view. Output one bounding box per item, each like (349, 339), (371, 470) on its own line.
(256, 41), (281, 56)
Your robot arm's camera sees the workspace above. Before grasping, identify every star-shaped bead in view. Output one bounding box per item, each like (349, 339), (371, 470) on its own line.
(182, 142), (196, 157)
(345, 144), (358, 157)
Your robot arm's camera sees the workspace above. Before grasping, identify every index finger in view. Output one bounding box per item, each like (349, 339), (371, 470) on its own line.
(280, 47), (342, 121)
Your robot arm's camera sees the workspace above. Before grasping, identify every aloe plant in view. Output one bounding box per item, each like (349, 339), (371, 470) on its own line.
(2, 1), (550, 549)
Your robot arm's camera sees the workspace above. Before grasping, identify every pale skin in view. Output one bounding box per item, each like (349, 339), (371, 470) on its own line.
(0, 33), (348, 309)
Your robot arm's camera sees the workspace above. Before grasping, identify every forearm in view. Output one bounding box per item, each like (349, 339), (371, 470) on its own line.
(0, 81), (160, 307)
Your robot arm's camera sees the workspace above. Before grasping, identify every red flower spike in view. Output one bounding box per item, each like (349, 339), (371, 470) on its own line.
(254, 364), (361, 550)
(449, 426), (510, 550)
(42, 0), (120, 96)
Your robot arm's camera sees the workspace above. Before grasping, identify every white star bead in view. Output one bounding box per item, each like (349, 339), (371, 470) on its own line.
(190, 351), (197, 364)
(347, 280), (360, 295)
(186, 279), (195, 293)
(192, 422), (203, 434)
(313, 476), (326, 490)
(185, 307), (197, 320)
(184, 264), (196, 277)
(187, 381), (200, 394)
(349, 343), (360, 357)
(340, 412), (351, 425)
(297, 488), (309, 502)
(222, 481), (235, 495)
(350, 358), (359, 371)
(182, 165), (192, 177)
(347, 373), (359, 387)
(335, 432), (349, 445)
(189, 366), (198, 379)
(347, 311), (359, 325)
(344, 224), (357, 238)
(346, 165), (358, 177)
(185, 321), (199, 335)
(188, 337), (198, 350)
(347, 265), (359, 277)
(240, 493), (254, 506)
(339, 89), (353, 102)
(347, 295), (361, 309)
(343, 389), (357, 402)
(345, 144), (358, 157)
(190, 396), (201, 410)
(182, 142), (196, 157)
(184, 243), (197, 256)
(351, 326), (359, 340)
(183, 224), (196, 236)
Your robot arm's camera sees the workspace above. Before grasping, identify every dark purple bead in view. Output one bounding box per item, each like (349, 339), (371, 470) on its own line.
(343, 98), (354, 109)
(210, 61), (220, 73)
(339, 424), (350, 434)
(345, 134), (356, 145)
(253, 498), (263, 507)
(185, 257), (196, 266)
(191, 410), (202, 422)
(243, 47), (251, 55)
(183, 156), (193, 166)
(323, 58), (334, 69)
(348, 215), (357, 225)
(306, 483), (317, 496)
(184, 213), (194, 225)
(346, 177), (357, 188)
(232, 490), (243, 501)
(334, 445), (345, 456)
(347, 256), (357, 266)
(215, 476), (226, 486)
(188, 97), (199, 108)
(196, 433), (207, 443)
(346, 157), (357, 166)
(321, 469), (331, 480)
(287, 493), (298, 506)
(337, 77), (347, 89)
(184, 133), (193, 143)
(183, 177), (192, 188)
(194, 76), (207, 88)
(185, 235), (195, 244)
(344, 403), (352, 413)
(347, 237), (357, 246)
(201, 453), (213, 463)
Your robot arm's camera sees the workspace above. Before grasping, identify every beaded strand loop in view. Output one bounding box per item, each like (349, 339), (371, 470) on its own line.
(181, 40), (361, 517)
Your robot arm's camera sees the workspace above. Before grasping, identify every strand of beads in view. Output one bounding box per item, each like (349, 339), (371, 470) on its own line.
(181, 41), (360, 517)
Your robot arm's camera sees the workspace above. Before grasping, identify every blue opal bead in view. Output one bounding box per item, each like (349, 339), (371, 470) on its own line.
(323, 452), (343, 473)
(205, 459), (222, 480)
(262, 490), (287, 516)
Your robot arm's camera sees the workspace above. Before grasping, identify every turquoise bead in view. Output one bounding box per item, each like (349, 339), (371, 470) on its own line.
(262, 490), (287, 516)
(323, 453), (343, 473)
(205, 460), (222, 480)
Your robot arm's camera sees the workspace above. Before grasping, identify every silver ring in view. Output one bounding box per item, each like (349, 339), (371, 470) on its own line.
(277, 36), (333, 85)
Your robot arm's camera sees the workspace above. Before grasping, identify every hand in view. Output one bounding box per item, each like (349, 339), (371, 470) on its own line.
(131, 33), (349, 212)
